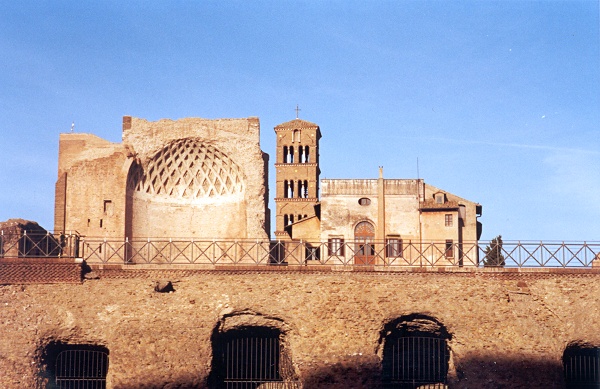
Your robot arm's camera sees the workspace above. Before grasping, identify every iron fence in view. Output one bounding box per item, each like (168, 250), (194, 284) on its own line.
(77, 238), (600, 268)
(1, 232), (599, 268)
(0, 230), (79, 258)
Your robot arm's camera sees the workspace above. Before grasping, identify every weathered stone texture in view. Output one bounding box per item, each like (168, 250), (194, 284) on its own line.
(54, 117), (270, 240)
(1, 271), (598, 388)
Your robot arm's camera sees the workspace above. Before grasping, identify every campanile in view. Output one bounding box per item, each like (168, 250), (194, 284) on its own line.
(273, 118), (321, 239)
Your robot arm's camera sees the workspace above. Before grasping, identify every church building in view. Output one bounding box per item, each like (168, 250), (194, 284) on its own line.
(273, 117), (482, 266)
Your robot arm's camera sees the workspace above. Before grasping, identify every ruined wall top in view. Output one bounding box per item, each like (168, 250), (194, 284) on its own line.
(122, 116), (261, 159)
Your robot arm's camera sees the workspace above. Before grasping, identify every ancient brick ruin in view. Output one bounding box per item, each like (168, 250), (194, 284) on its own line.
(1, 115), (599, 388)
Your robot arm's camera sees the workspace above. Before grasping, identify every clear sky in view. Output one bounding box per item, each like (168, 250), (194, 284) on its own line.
(0, 1), (598, 242)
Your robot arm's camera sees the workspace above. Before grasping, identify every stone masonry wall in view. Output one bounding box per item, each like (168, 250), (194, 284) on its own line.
(0, 269), (599, 388)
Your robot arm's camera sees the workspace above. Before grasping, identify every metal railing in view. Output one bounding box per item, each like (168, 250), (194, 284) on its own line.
(77, 238), (600, 268)
(0, 230), (80, 259)
(2, 232), (599, 268)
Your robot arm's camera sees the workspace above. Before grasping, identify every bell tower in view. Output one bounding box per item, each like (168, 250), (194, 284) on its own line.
(273, 117), (321, 239)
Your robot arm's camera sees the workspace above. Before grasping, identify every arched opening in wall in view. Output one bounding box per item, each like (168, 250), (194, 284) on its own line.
(289, 146), (294, 163)
(354, 221), (375, 265)
(283, 146), (288, 164)
(563, 343), (600, 388)
(41, 342), (109, 389)
(304, 146), (310, 163)
(209, 326), (299, 388)
(380, 314), (451, 388)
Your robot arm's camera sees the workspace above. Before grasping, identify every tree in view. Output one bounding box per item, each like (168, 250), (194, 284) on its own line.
(483, 235), (505, 267)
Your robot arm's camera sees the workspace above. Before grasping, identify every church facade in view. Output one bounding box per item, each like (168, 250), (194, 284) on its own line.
(273, 118), (482, 266)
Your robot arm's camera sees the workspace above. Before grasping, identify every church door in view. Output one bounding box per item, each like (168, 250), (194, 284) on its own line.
(354, 221), (375, 265)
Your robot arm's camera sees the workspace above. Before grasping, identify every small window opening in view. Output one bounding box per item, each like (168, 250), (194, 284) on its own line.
(284, 180), (294, 199)
(99, 219), (103, 228)
(42, 342), (109, 389)
(358, 197), (371, 206)
(304, 146), (310, 163)
(305, 245), (320, 261)
(386, 237), (403, 258)
(435, 193), (445, 204)
(328, 237), (345, 256)
(445, 214), (453, 227)
(445, 240), (454, 258)
(563, 344), (600, 388)
(103, 200), (113, 215)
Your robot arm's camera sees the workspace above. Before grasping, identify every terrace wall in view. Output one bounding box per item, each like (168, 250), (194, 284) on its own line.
(0, 268), (599, 388)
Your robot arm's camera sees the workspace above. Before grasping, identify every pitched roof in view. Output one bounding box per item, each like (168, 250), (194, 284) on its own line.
(274, 118), (319, 130)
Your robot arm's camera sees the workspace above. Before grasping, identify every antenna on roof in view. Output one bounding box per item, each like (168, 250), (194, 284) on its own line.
(417, 157), (420, 179)
(71, 122), (75, 133)
(295, 104), (301, 119)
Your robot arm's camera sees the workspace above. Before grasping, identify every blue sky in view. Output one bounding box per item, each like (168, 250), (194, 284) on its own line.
(0, 1), (598, 241)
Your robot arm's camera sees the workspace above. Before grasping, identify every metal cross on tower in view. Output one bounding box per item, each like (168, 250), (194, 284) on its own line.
(295, 104), (301, 119)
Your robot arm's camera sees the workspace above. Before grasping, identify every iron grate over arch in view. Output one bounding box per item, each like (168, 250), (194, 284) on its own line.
(211, 327), (300, 389)
(134, 139), (244, 199)
(563, 344), (600, 388)
(43, 343), (109, 389)
(381, 315), (451, 388)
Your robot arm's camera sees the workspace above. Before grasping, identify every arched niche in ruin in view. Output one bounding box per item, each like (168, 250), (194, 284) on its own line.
(126, 139), (247, 239)
(379, 314), (452, 387)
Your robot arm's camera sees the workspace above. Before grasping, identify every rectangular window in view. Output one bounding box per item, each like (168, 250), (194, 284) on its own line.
(328, 237), (344, 256)
(445, 214), (453, 227)
(445, 240), (454, 258)
(103, 200), (113, 216)
(435, 193), (445, 204)
(386, 238), (403, 257)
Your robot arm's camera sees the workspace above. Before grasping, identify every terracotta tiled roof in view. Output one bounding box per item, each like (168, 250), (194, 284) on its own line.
(274, 118), (319, 129)
(419, 199), (461, 211)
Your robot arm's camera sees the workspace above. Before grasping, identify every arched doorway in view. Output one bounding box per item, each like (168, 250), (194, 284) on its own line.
(354, 221), (375, 265)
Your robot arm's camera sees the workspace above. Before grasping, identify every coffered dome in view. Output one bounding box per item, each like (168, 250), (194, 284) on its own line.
(134, 139), (244, 199)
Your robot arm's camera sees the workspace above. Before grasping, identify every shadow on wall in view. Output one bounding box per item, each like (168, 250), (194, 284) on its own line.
(76, 351), (569, 389)
(453, 354), (564, 389)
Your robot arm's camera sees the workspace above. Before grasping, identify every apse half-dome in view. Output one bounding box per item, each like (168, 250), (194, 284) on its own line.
(134, 139), (244, 199)
(127, 138), (248, 239)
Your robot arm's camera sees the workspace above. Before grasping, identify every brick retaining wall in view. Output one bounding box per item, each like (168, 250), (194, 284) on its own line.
(0, 258), (82, 284)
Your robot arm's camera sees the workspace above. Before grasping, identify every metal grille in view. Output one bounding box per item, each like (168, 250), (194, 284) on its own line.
(564, 348), (600, 388)
(383, 336), (448, 388)
(2, 231), (598, 269)
(55, 349), (108, 389)
(218, 334), (300, 389)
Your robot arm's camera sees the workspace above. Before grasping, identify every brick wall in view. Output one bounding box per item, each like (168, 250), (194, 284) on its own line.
(0, 258), (81, 285)
(0, 268), (598, 388)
